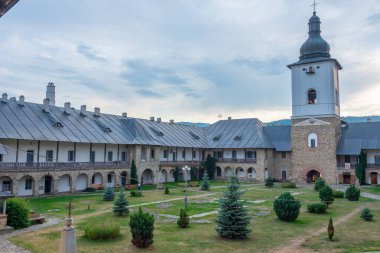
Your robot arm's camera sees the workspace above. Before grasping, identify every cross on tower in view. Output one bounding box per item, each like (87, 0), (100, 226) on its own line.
(311, 0), (319, 13)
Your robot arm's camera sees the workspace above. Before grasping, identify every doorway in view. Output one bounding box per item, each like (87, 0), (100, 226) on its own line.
(370, 172), (378, 185)
(343, 173), (351, 184)
(282, 171), (287, 181)
(44, 176), (53, 193)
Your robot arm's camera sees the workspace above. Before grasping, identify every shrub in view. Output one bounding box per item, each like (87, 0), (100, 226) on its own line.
(103, 187), (115, 201)
(177, 208), (190, 228)
(130, 190), (143, 197)
(265, 176), (274, 187)
(200, 171), (210, 191)
(319, 185), (334, 206)
(328, 217), (334, 241)
(113, 189), (129, 216)
(360, 208), (373, 221)
(216, 177), (251, 239)
(273, 192), (301, 221)
(84, 222), (120, 241)
(346, 185), (360, 201)
(307, 202), (328, 214)
(129, 207), (155, 248)
(332, 190), (344, 198)
(6, 198), (30, 229)
(314, 178), (326, 191)
(164, 186), (169, 194)
(83, 187), (96, 192)
(282, 182), (297, 188)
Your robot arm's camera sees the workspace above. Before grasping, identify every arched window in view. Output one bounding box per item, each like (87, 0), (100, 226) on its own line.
(308, 133), (318, 148)
(308, 89), (317, 104)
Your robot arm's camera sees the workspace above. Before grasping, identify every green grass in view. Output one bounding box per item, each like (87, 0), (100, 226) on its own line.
(361, 185), (380, 195)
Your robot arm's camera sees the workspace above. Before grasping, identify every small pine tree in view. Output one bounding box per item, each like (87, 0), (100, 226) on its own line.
(130, 160), (138, 185)
(129, 207), (155, 248)
(327, 217), (334, 241)
(103, 187), (115, 201)
(177, 208), (190, 228)
(265, 176), (274, 187)
(314, 177), (326, 191)
(273, 192), (301, 221)
(200, 171), (210, 191)
(215, 177), (251, 239)
(164, 186), (170, 194)
(319, 185), (334, 206)
(346, 185), (360, 201)
(113, 189), (129, 216)
(360, 208), (374, 221)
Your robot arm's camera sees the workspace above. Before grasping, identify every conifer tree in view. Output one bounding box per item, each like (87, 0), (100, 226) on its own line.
(113, 189), (129, 216)
(103, 187), (115, 201)
(200, 171), (210, 191)
(327, 217), (334, 241)
(130, 160), (138, 185)
(177, 208), (190, 228)
(215, 177), (251, 239)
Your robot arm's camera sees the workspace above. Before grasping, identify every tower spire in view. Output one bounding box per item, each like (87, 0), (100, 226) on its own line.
(311, 0), (319, 14)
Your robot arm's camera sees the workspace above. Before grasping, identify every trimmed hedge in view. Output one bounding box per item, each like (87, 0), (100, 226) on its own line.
(346, 185), (360, 201)
(332, 190), (344, 198)
(273, 192), (301, 221)
(319, 185), (334, 206)
(282, 182), (297, 188)
(265, 176), (274, 187)
(84, 222), (121, 241)
(314, 178), (326, 191)
(130, 191), (143, 197)
(307, 202), (328, 214)
(6, 198), (30, 229)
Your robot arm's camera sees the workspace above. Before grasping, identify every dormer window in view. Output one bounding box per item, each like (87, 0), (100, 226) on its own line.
(234, 135), (242, 141)
(308, 89), (317, 104)
(308, 133), (318, 148)
(213, 134), (221, 141)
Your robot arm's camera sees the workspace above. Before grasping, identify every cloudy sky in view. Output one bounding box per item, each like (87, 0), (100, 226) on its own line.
(0, 1), (380, 123)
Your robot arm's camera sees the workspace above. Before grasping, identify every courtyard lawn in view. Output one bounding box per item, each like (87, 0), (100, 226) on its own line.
(361, 185), (380, 195)
(9, 182), (380, 253)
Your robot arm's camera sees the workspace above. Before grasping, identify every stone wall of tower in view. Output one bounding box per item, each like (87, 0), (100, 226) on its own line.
(291, 116), (341, 184)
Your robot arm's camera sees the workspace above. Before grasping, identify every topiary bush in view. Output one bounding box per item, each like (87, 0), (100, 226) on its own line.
(130, 190), (143, 197)
(6, 198), (30, 229)
(319, 185), (334, 206)
(307, 202), (328, 214)
(84, 222), (120, 240)
(332, 190), (344, 198)
(314, 178), (326, 191)
(282, 182), (297, 188)
(273, 192), (301, 221)
(346, 185), (360, 201)
(265, 176), (274, 187)
(360, 208), (373, 221)
(129, 207), (155, 248)
(164, 186), (169, 194)
(103, 187), (115, 201)
(177, 208), (190, 228)
(113, 189), (129, 216)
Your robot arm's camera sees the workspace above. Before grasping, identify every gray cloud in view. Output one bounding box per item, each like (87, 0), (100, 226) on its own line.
(77, 44), (106, 61)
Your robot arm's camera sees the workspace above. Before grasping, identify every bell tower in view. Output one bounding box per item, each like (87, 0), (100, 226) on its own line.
(288, 10), (342, 184)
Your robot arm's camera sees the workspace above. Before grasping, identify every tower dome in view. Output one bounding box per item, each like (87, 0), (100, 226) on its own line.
(299, 12), (331, 60)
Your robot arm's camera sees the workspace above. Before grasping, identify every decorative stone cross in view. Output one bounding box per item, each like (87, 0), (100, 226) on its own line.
(65, 200), (75, 218)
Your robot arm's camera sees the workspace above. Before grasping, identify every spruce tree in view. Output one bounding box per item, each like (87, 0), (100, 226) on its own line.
(327, 217), (334, 241)
(113, 189), (129, 216)
(103, 187), (115, 201)
(200, 171), (210, 191)
(129, 207), (155, 248)
(177, 208), (190, 228)
(215, 177), (251, 239)
(360, 208), (374, 221)
(130, 159), (138, 185)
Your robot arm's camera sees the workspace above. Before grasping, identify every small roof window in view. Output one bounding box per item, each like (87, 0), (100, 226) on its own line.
(234, 135), (242, 141)
(95, 119), (112, 133)
(213, 134), (221, 141)
(47, 114), (64, 128)
(150, 127), (164, 137)
(189, 131), (200, 140)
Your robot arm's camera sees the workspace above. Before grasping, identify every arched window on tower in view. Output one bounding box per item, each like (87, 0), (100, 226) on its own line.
(308, 133), (318, 148)
(308, 89), (317, 104)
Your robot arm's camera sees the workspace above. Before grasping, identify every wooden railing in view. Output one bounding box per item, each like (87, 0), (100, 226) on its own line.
(0, 161), (130, 171)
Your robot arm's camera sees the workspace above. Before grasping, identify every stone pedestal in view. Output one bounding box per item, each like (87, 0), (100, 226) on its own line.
(0, 214), (7, 228)
(60, 218), (77, 253)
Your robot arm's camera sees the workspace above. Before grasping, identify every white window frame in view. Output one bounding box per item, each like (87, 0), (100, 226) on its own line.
(308, 133), (318, 148)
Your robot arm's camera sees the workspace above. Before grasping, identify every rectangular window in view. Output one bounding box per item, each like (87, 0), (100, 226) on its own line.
(121, 151), (127, 161)
(107, 174), (112, 183)
(25, 178), (32, 190)
(182, 150), (186, 159)
(232, 150), (237, 159)
(246, 151), (256, 159)
(345, 155), (351, 164)
(265, 150), (268, 160)
(26, 150), (34, 163)
(375, 155), (380, 165)
(46, 150), (53, 162)
(68, 151), (74, 162)
(282, 152), (286, 159)
(310, 139), (316, 148)
(217, 151), (223, 158)
(192, 150), (196, 159)
(213, 151), (217, 158)
(2, 181), (11, 192)
(107, 151), (113, 162)
(151, 149), (155, 159)
(90, 151), (95, 163)
(163, 150), (168, 159)
(0, 154), (3, 162)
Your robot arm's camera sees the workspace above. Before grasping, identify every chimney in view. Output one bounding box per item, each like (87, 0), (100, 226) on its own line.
(1, 93), (8, 103)
(80, 105), (87, 116)
(94, 107), (100, 117)
(150, 116), (155, 121)
(43, 98), (50, 112)
(122, 112), (127, 118)
(157, 117), (161, 122)
(46, 82), (56, 106)
(228, 116), (232, 120)
(64, 102), (71, 114)
(18, 95), (25, 106)
(169, 119), (174, 124)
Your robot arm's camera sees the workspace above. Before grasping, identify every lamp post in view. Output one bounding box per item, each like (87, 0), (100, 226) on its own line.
(182, 165), (190, 209)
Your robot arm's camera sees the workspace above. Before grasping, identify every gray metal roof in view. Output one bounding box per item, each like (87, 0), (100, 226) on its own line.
(263, 125), (291, 152)
(0, 143), (8, 154)
(337, 122), (380, 155)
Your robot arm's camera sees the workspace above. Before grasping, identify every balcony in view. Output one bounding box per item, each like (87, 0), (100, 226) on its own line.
(159, 160), (201, 167)
(0, 161), (130, 172)
(337, 163), (356, 170)
(216, 158), (257, 164)
(367, 163), (380, 170)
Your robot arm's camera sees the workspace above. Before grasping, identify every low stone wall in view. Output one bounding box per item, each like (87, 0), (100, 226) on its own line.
(0, 214), (7, 228)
